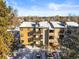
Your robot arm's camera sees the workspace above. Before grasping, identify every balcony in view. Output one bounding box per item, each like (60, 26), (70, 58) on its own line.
(36, 35), (39, 38)
(49, 40), (54, 43)
(59, 33), (64, 35)
(59, 35), (64, 39)
(49, 30), (54, 33)
(33, 35), (40, 40)
(33, 32), (41, 36)
(49, 36), (54, 39)
(36, 29), (39, 32)
(40, 35), (43, 39)
(28, 36), (33, 38)
(59, 29), (65, 35)
(49, 33), (54, 36)
(28, 38), (33, 42)
(36, 41), (40, 45)
(53, 42), (59, 46)
(20, 40), (24, 43)
(28, 31), (34, 36)
(41, 33), (43, 35)
(59, 29), (64, 33)
(65, 30), (71, 34)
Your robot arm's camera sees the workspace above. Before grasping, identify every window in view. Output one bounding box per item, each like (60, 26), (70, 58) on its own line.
(40, 35), (43, 39)
(66, 30), (71, 34)
(59, 29), (64, 33)
(21, 40), (24, 43)
(28, 31), (33, 36)
(49, 30), (54, 32)
(20, 28), (23, 31)
(59, 35), (64, 39)
(33, 35), (36, 37)
(49, 36), (54, 39)
(39, 28), (41, 31)
(28, 38), (33, 42)
(49, 42), (53, 46)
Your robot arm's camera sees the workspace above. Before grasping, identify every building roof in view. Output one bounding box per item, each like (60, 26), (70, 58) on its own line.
(66, 22), (79, 27)
(39, 21), (54, 29)
(20, 22), (35, 27)
(51, 21), (65, 28)
(39, 21), (65, 29)
(14, 27), (20, 31)
(19, 21), (78, 29)
(39, 21), (49, 28)
(7, 27), (20, 32)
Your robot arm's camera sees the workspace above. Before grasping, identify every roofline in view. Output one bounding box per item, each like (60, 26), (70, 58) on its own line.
(20, 26), (67, 28)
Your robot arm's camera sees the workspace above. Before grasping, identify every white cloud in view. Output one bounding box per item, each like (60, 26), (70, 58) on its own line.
(17, 6), (79, 16)
(48, 3), (60, 11)
(48, 3), (79, 11)
(16, 3), (79, 16)
(6, 0), (79, 16)
(6, 0), (18, 9)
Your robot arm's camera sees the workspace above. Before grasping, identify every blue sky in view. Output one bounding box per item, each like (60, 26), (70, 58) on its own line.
(6, 0), (79, 16)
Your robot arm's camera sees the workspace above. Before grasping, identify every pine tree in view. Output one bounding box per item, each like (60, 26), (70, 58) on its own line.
(0, 0), (15, 59)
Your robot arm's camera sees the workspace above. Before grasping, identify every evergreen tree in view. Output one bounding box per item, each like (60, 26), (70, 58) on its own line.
(0, 0), (15, 59)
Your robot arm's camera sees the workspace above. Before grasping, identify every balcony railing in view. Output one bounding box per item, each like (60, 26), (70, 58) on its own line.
(28, 30), (37, 36)
(28, 37), (33, 42)
(49, 33), (54, 36)
(49, 40), (54, 43)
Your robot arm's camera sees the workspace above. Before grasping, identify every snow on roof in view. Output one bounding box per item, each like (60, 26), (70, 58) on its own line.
(51, 21), (65, 28)
(39, 21), (48, 28)
(7, 27), (20, 32)
(19, 21), (78, 29)
(39, 21), (54, 29)
(66, 22), (79, 27)
(14, 27), (20, 31)
(20, 22), (35, 27)
(48, 22), (54, 30)
(7, 29), (12, 32)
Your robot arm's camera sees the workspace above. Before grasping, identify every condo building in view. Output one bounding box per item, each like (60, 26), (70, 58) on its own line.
(20, 21), (49, 46)
(19, 21), (79, 52)
(59, 22), (79, 48)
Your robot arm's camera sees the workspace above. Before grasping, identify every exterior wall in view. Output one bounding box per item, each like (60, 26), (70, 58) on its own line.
(20, 27), (60, 52)
(20, 27), (44, 46)
(34, 28), (44, 46)
(42, 29), (47, 45)
(48, 28), (60, 52)
(53, 29), (60, 47)
(20, 27), (32, 45)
